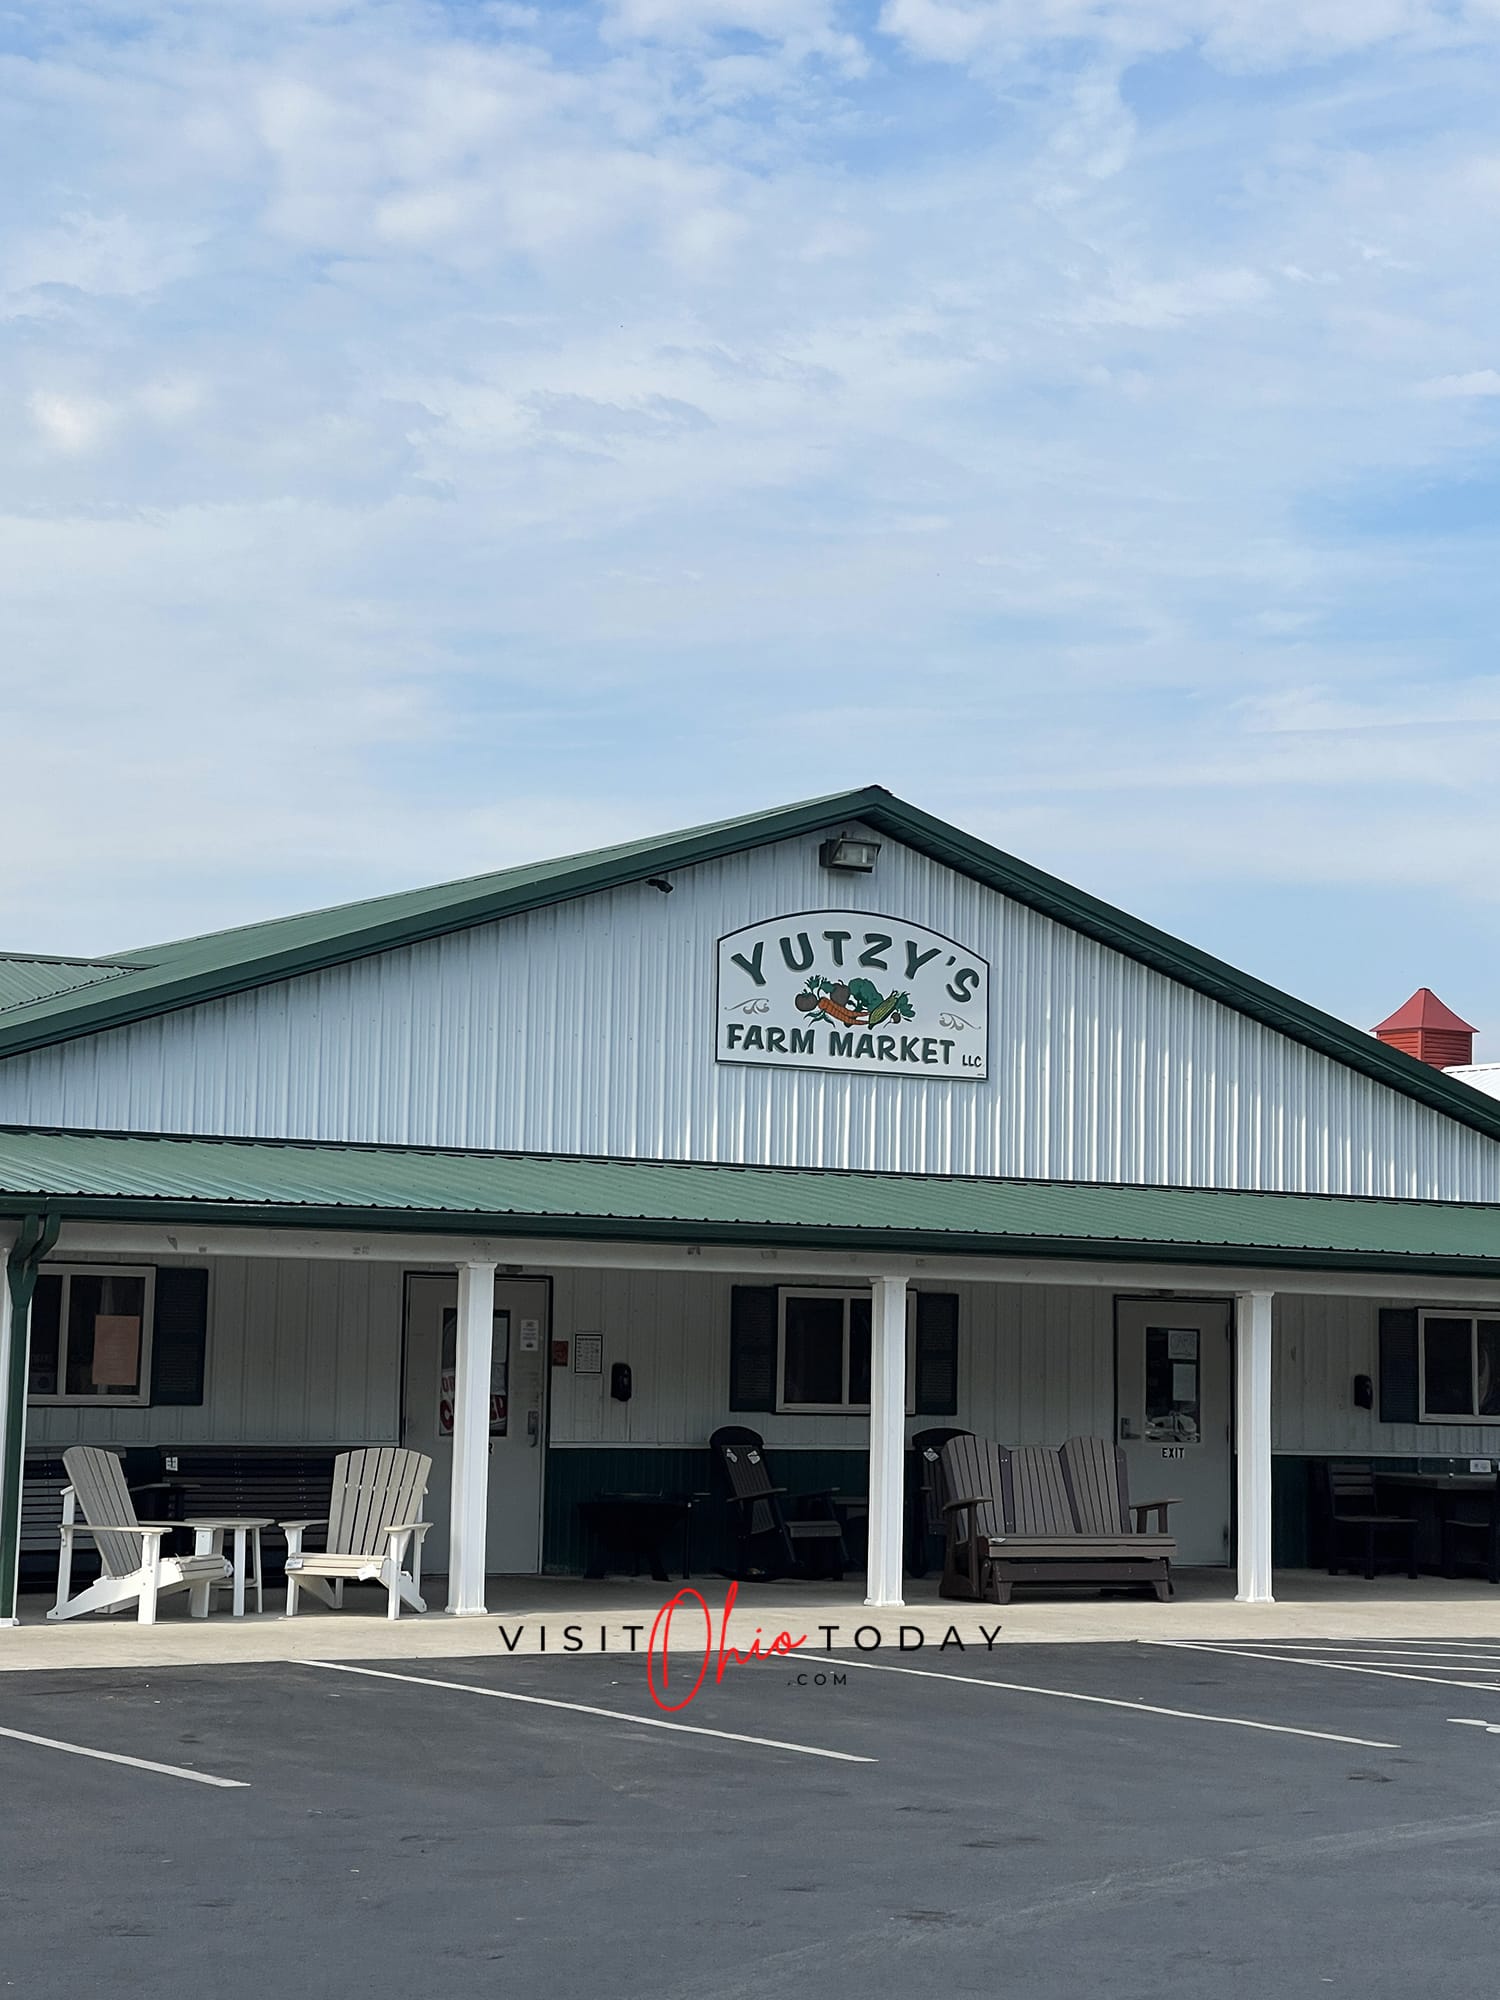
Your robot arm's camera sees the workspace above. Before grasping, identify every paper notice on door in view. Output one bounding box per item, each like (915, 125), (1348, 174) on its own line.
(91, 1315), (141, 1388)
(439, 1367), (508, 1437)
(519, 1319), (541, 1352)
(1171, 1361), (1198, 1402)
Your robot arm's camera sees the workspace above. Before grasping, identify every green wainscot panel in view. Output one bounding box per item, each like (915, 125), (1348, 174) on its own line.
(543, 1446), (870, 1577)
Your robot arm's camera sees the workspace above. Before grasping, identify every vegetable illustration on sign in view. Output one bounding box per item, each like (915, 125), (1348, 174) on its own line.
(716, 911), (989, 1081)
(796, 975), (916, 1028)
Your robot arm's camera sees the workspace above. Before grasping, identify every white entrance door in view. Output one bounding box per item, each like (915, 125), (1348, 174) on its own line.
(1115, 1298), (1231, 1566)
(402, 1273), (551, 1577)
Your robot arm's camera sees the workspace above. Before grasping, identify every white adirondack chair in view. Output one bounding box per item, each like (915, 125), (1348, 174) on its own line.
(281, 1447), (433, 1621)
(49, 1446), (231, 1626)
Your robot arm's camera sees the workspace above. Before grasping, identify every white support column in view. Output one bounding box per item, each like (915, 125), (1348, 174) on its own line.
(447, 1259), (496, 1618)
(1234, 1289), (1274, 1605)
(0, 1258), (20, 1628)
(865, 1274), (908, 1609)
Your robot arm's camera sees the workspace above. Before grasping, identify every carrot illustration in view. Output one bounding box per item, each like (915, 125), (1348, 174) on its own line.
(813, 997), (864, 1025)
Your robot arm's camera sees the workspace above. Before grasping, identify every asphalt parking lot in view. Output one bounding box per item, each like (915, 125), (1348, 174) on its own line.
(7, 1636), (1500, 1999)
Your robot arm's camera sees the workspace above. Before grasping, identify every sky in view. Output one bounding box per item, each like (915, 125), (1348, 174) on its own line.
(7, 1), (1500, 1048)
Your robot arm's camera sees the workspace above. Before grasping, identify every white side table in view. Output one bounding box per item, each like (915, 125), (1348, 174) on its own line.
(185, 1517), (271, 1616)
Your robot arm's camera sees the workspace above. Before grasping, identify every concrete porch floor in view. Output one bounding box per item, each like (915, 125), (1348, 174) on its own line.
(8, 1566), (1500, 1671)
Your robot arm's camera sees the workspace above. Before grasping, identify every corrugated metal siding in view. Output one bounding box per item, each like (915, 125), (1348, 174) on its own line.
(546, 1270), (1115, 1449)
(962, 1283), (1116, 1444)
(1272, 1292), (1500, 1457)
(6, 827), (1500, 1198)
(25, 1256), (402, 1449)
(31, 1255), (1493, 1484)
(550, 1270), (1500, 1458)
(548, 1269), (876, 1449)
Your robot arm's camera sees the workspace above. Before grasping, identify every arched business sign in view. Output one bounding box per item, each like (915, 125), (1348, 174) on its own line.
(716, 911), (989, 1080)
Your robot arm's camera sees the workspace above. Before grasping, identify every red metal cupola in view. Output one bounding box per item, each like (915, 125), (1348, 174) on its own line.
(1373, 988), (1476, 1069)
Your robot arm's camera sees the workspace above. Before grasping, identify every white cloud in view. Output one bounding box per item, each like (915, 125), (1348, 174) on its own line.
(3, 211), (183, 304)
(877, 0), (1496, 70)
(1073, 266), (1268, 329)
(27, 391), (114, 452)
(1418, 368), (1500, 397)
(6, 0), (1500, 1050)
(601, 0), (869, 71)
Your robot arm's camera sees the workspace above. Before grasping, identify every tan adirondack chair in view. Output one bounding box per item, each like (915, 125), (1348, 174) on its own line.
(49, 1446), (231, 1626)
(280, 1448), (432, 1621)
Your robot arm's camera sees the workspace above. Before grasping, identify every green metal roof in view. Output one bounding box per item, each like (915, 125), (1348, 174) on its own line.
(0, 790), (874, 1058)
(5, 1128), (1500, 1276)
(0, 955), (142, 1014)
(1, 784), (1498, 1151)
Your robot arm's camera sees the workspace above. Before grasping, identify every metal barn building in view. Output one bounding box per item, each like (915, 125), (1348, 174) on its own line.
(5, 785), (1500, 1622)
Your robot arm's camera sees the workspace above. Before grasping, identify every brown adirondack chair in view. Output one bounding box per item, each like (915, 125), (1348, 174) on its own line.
(709, 1427), (848, 1580)
(908, 1427), (971, 1577)
(940, 1435), (1173, 1604)
(1061, 1435), (1180, 1540)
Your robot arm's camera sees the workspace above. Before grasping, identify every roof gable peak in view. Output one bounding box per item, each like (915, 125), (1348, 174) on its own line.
(2, 784), (1500, 1155)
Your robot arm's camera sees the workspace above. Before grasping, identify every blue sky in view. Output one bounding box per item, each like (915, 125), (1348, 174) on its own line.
(7, 1), (1500, 1047)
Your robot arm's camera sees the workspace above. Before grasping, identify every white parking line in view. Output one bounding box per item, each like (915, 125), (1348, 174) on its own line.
(1232, 1643), (1500, 1665)
(1450, 1718), (1500, 1735)
(0, 1723), (248, 1789)
(301, 1660), (876, 1764)
(1256, 1641), (1500, 1655)
(835, 1658), (1398, 1747)
(1286, 1652), (1500, 1669)
(1146, 1639), (1500, 1693)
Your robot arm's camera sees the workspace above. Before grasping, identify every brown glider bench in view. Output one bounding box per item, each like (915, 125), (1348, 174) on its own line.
(940, 1434), (1177, 1604)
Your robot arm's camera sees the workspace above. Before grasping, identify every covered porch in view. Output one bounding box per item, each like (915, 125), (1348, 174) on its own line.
(8, 1130), (1500, 1630)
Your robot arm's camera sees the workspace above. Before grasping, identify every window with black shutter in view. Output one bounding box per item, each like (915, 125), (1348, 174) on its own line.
(1378, 1307), (1419, 1424)
(729, 1286), (778, 1411)
(730, 1285), (959, 1416)
(149, 1268), (210, 1407)
(913, 1292), (959, 1415)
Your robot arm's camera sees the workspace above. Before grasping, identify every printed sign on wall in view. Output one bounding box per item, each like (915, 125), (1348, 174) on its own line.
(716, 911), (989, 1080)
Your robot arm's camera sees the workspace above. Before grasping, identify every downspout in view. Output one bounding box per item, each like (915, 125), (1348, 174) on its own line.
(0, 1210), (61, 1626)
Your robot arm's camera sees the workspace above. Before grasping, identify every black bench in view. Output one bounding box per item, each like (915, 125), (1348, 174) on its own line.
(578, 1493), (700, 1582)
(157, 1448), (347, 1574)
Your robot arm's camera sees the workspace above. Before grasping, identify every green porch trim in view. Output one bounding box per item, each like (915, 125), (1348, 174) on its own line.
(547, 1447), (1490, 1577)
(0, 1210), (59, 1622)
(543, 1445), (869, 1577)
(1271, 1452), (1498, 1571)
(0, 785), (1498, 1148)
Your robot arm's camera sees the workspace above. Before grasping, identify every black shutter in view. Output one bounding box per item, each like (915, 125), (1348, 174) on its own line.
(1378, 1306), (1419, 1424)
(150, 1269), (209, 1406)
(913, 1292), (959, 1415)
(729, 1286), (778, 1411)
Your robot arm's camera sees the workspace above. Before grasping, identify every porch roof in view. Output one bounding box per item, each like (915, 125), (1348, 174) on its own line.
(5, 1126), (1500, 1275)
